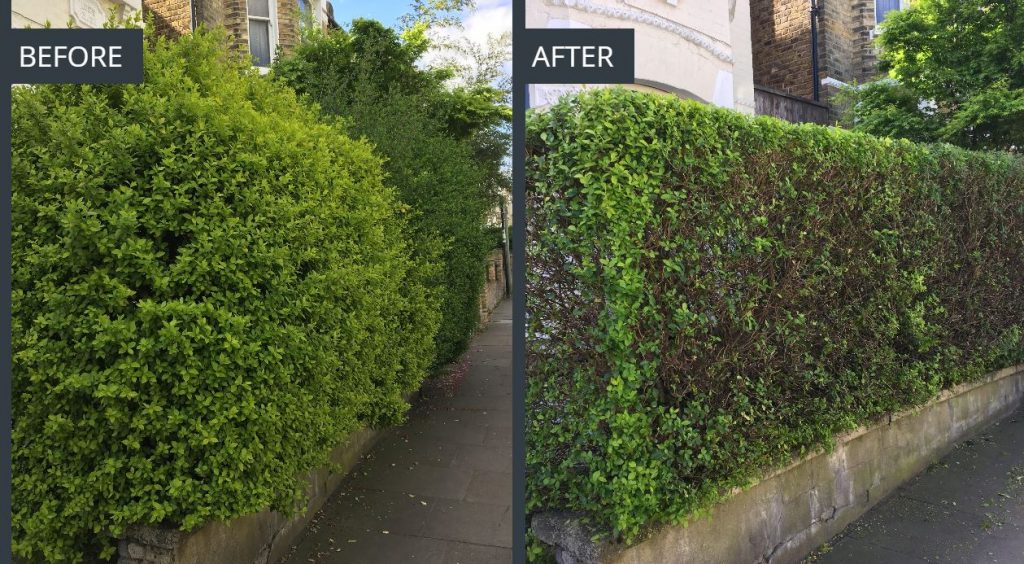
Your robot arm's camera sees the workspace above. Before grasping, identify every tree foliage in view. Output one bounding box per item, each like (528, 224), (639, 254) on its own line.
(399, 0), (476, 32)
(840, 0), (1024, 151)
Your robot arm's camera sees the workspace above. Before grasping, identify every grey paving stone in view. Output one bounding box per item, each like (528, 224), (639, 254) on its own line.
(295, 532), (450, 564)
(420, 500), (512, 548)
(442, 541), (513, 564)
(437, 393), (512, 412)
(452, 443), (514, 474)
(347, 445), (476, 500)
(483, 426), (514, 449)
(301, 488), (437, 537)
(409, 407), (509, 429)
(465, 471), (514, 506)
(408, 420), (490, 446)
(360, 436), (462, 470)
(812, 537), (926, 563)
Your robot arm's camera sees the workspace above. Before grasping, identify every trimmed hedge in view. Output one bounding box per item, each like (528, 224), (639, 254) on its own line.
(11, 30), (438, 561)
(526, 89), (1024, 544)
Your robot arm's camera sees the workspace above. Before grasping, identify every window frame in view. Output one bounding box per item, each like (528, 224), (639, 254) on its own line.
(296, 0), (319, 30)
(875, 0), (910, 25)
(247, 0), (279, 69)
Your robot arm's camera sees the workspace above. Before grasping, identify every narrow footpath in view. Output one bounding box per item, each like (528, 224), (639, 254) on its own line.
(280, 300), (513, 563)
(806, 405), (1024, 563)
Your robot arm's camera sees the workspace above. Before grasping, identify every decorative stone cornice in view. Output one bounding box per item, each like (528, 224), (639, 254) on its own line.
(545, 0), (735, 63)
(71, 0), (142, 28)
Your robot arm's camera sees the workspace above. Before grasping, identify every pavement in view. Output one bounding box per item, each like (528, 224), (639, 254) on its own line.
(279, 299), (513, 564)
(805, 405), (1024, 564)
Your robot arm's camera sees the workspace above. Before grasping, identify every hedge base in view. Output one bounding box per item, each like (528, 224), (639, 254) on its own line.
(117, 426), (383, 564)
(532, 365), (1024, 564)
(116, 275), (505, 564)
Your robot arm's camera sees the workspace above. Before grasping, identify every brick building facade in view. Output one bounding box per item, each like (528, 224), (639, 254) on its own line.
(144, 0), (332, 67)
(749, 0), (908, 119)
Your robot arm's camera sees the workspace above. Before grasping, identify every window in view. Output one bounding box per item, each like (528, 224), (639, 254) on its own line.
(297, 0), (314, 29)
(875, 0), (901, 24)
(248, 0), (275, 67)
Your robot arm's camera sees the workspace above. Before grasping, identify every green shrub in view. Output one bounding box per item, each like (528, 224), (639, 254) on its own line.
(11, 30), (438, 562)
(526, 88), (1024, 544)
(486, 225), (507, 250)
(337, 89), (491, 366)
(273, 22), (496, 366)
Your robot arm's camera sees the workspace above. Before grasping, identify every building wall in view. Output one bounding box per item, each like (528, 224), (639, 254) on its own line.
(144, 0), (191, 36)
(479, 249), (508, 325)
(750, 0), (892, 106)
(142, 0), (324, 63)
(850, 0), (880, 84)
(525, 0), (756, 113)
(750, 0), (815, 99)
(13, 0), (142, 29)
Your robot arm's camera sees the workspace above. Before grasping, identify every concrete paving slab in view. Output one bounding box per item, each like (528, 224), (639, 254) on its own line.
(820, 536), (927, 563)
(346, 460), (475, 500)
(298, 488), (436, 538)
(420, 500), (512, 547)
(442, 541), (515, 564)
(360, 436), (463, 470)
(408, 420), (490, 447)
(279, 300), (513, 564)
(301, 531), (450, 564)
(484, 426), (514, 449)
(465, 470), (514, 505)
(452, 443), (515, 474)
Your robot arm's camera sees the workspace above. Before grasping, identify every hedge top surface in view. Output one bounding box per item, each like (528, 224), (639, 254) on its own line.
(12, 30), (439, 562)
(526, 88), (1024, 545)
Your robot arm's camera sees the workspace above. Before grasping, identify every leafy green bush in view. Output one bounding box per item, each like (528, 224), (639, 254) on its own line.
(274, 21), (499, 366)
(11, 30), (438, 562)
(337, 88), (491, 365)
(486, 225), (507, 250)
(526, 88), (1024, 544)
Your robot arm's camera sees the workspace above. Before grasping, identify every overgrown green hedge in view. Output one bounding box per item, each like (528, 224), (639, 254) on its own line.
(12, 30), (438, 562)
(526, 88), (1024, 544)
(335, 91), (492, 366)
(274, 22), (496, 367)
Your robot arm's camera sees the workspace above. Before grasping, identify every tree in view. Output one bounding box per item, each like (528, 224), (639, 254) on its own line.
(839, 0), (1024, 151)
(432, 27), (513, 205)
(399, 0), (476, 32)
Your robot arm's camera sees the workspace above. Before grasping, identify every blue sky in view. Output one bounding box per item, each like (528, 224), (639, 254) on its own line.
(327, 0), (512, 85)
(329, 0), (408, 27)
(328, 1), (512, 31)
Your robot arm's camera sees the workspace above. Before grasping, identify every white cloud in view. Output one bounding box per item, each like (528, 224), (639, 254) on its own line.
(461, 0), (512, 45)
(422, 0), (512, 88)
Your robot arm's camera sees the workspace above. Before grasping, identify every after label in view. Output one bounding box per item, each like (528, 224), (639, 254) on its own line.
(531, 45), (614, 69)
